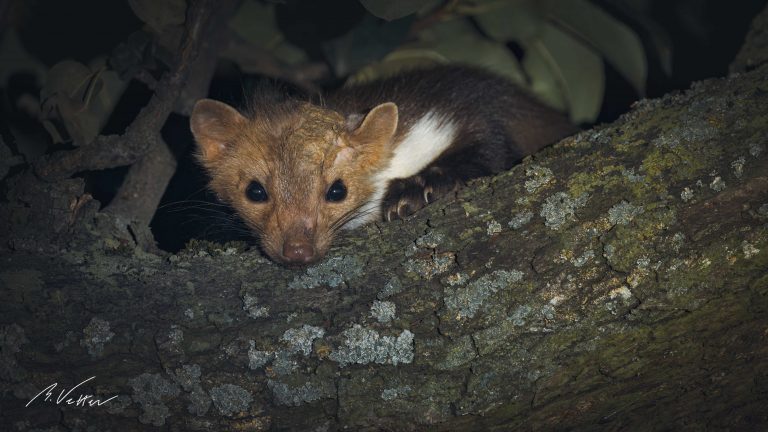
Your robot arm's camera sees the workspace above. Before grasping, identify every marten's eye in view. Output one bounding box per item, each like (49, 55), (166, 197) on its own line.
(245, 181), (268, 202)
(325, 179), (347, 202)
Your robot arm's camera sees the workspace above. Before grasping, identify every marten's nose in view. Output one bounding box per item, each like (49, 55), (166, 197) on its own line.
(282, 240), (316, 263)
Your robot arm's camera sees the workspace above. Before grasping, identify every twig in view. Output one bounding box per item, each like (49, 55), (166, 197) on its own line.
(101, 0), (237, 248)
(34, 0), (217, 181)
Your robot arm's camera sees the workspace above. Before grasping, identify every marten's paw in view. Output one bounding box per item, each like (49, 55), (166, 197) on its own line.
(383, 167), (458, 221)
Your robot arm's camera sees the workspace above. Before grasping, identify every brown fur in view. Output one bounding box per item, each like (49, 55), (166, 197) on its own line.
(190, 99), (398, 265)
(190, 66), (575, 265)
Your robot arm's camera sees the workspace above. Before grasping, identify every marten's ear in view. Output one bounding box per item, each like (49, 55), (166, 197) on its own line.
(190, 99), (246, 163)
(349, 102), (398, 149)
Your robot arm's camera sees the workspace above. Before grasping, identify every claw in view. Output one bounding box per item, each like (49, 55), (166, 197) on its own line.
(397, 200), (411, 218)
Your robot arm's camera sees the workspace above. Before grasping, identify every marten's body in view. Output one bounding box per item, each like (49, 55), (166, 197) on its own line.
(191, 66), (575, 265)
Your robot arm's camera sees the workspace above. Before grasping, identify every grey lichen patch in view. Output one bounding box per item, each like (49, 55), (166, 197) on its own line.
(486, 219), (502, 236)
(267, 379), (334, 406)
(758, 204), (768, 217)
(80, 317), (114, 357)
(170, 364), (210, 416)
(209, 384), (252, 417)
(749, 141), (764, 157)
(404, 253), (455, 279)
(0, 323), (28, 381)
(288, 255), (363, 289)
(609, 286), (633, 301)
(281, 325), (325, 356)
(742, 241), (760, 259)
(652, 119), (719, 148)
(671, 232), (686, 252)
(248, 341), (274, 370)
(710, 176), (726, 192)
(509, 211), (534, 229)
(509, 305), (533, 326)
(159, 325), (183, 351)
(370, 300), (396, 323)
(377, 276), (404, 300)
(129, 373), (181, 426)
(381, 385), (412, 401)
(242, 293), (269, 319)
(415, 231), (445, 249)
(608, 201), (645, 226)
(681, 187), (694, 202)
(571, 249), (595, 267)
(444, 272), (470, 286)
(329, 325), (414, 367)
(540, 192), (589, 230)
(444, 270), (524, 319)
(605, 285), (635, 315)
(731, 156), (746, 178)
(524, 165), (554, 193)
(272, 351), (299, 375)
(105, 394), (132, 415)
(187, 387), (212, 416)
(170, 363), (201, 390)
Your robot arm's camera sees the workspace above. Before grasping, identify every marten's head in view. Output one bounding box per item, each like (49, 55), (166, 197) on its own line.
(190, 98), (398, 265)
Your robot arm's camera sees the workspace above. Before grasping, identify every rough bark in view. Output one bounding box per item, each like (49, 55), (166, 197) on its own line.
(1, 9), (768, 432)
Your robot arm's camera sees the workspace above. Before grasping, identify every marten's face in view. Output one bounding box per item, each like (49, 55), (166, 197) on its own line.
(190, 100), (398, 265)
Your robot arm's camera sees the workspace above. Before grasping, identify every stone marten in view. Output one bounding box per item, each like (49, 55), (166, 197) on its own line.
(190, 65), (575, 265)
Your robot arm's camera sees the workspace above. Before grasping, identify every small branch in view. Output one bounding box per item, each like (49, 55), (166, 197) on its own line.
(34, 0), (218, 181)
(100, 0), (238, 246)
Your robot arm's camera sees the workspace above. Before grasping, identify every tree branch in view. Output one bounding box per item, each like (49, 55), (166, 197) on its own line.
(33, 0), (218, 181)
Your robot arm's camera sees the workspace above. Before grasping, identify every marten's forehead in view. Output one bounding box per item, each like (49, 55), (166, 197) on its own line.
(280, 107), (344, 162)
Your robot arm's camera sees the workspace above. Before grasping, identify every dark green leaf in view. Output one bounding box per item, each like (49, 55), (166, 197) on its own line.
(324, 15), (414, 76)
(359, 0), (437, 21)
(522, 23), (604, 123)
(472, 0), (546, 42)
(348, 48), (447, 84)
(40, 60), (127, 146)
(230, 0), (282, 48)
(546, 0), (647, 95)
(422, 18), (526, 84)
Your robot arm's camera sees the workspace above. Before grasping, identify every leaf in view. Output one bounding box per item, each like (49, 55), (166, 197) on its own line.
(472, 0), (546, 42)
(229, 0), (308, 66)
(348, 48), (448, 85)
(324, 14), (414, 76)
(607, 0), (673, 76)
(521, 40), (567, 112)
(358, 0), (437, 21)
(545, 0), (647, 95)
(420, 17), (526, 85)
(522, 23), (604, 123)
(40, 60), (127, 146)
(229, 0), (282, 48)
(128, 0), (187, 34)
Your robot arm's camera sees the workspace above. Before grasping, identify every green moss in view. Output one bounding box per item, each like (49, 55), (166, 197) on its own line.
(641, 142), (718, 183)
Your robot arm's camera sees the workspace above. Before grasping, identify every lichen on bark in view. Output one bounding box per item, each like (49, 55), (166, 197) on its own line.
(2, 8), (768, 431)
